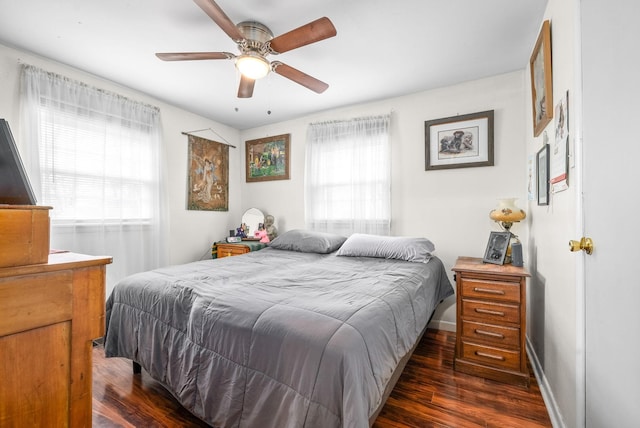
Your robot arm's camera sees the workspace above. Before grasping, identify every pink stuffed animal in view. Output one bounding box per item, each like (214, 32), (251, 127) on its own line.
(254, 228), (270, 243)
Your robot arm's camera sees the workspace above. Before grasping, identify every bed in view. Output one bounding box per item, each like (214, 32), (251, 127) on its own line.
(104, 230), (454, 427)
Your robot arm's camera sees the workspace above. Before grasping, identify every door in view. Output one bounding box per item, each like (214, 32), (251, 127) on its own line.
(581, 0), (640, 426)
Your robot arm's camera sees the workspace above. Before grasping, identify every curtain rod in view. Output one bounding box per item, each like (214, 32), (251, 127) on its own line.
(181, 128), (237, 149)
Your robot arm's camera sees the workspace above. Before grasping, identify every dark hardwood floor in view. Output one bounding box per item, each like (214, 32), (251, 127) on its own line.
(92, 329), (552, 427)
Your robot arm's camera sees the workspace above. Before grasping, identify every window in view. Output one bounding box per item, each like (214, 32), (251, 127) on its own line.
(20, 65), (167, 295)
(305, 115), (390, 236)
(37, 104), (156, 223)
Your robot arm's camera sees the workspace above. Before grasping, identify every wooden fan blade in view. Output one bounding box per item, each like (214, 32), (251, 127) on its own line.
(237, 75), (255, 98)
(193, 0), (244, 42)
(271, 62), (329, 93)
(269, 17), (336, 54)
(155, 52), (234, 61)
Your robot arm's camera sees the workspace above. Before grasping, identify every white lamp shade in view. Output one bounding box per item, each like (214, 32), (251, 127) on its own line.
(236, 53), (270, 80)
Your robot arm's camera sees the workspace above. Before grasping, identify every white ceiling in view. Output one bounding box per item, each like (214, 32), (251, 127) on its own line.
(0, 0), (547, 130)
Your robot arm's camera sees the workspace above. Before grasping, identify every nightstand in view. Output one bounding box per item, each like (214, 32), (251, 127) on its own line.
(452, 256), (531, 387)
(213, 241), (266, 258)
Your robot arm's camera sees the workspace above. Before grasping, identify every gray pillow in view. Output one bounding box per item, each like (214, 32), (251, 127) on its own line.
(336, 233), (435, 263)
(269, 229), (347, 254)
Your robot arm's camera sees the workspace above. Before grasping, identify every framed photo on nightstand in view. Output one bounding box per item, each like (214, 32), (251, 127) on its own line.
(482, 231), (511, 265)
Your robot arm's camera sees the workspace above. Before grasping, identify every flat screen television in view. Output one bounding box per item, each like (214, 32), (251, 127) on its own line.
(0, 118), (37, 205)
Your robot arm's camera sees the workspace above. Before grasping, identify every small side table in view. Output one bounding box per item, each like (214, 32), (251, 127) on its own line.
(452, 256), (531, 387)
(212, 240), (266, 259)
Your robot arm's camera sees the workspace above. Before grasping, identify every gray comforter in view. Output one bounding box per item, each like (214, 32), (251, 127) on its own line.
(104, 248), (453, 427)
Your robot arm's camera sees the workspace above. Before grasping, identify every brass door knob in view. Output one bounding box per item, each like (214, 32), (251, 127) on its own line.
(569, 237), (594, 255)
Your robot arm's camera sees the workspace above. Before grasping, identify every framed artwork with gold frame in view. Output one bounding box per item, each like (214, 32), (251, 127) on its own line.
(529, 20), (553, 137)
(245, 134), (290, 182)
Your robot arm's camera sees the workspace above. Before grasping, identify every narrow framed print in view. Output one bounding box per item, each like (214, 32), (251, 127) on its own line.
(425, 110), (494, 170)
(537, 143), (550, 206)
(551, 90), (569, 193)
(483, 231), (511, 265)
(530, 20), (553, 137)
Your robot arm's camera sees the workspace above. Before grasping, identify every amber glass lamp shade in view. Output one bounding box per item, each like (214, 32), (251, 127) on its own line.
(489, 198), (526, 233)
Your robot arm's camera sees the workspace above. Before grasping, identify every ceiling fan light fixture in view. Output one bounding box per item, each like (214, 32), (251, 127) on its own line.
(236, 53), (270, 80)
(156, 2), (337, 98)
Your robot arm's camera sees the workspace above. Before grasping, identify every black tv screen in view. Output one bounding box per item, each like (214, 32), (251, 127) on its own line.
(0, 118), (37, 205)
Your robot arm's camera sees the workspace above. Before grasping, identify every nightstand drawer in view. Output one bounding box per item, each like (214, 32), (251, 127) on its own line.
(460, 341), (521, 371)
(461, 278), (520, 303)
(213, 241), (266, 259)
(461, 299), (520, 324)
(217, 244), (250, 258)
(461, 320), (520, 348)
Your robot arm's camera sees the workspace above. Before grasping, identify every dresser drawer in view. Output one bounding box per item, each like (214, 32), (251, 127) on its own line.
(461, 299), (520, 324)
(461, 319), (520, 348)
(216, 244), (250, 258)
(0, 271), (73, 336)
(460, 278), (520, 303)
(460, 341), (521, 371)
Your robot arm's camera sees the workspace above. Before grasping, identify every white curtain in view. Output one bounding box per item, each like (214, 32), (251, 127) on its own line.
(305, 115), (391, 236)
(20, 65), (168, 296)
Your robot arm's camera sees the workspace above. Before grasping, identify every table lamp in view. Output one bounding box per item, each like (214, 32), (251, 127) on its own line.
(489, 198), (526, 264)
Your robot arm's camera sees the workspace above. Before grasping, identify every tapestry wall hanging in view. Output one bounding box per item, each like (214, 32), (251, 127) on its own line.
(187, 134), (229, 211)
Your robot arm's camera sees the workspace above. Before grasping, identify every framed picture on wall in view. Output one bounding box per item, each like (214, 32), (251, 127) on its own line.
(482, 231), (511, 265)
(537, 143), (550, 206)
(424, 110), (494, 170)
(245, 134), (290, 182)
(529, 20), (553, 137)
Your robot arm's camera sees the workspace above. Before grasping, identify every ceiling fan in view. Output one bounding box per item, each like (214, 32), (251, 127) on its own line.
(156, 0), (337, 98)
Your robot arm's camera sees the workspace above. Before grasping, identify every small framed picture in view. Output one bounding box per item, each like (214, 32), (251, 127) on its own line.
(537, 143), (550, 206)
(483, 231), (511, 265)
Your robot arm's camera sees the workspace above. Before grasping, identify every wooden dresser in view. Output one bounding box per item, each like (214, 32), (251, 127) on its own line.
(0, 251), (112, 426)
(452, 256), (530, 387)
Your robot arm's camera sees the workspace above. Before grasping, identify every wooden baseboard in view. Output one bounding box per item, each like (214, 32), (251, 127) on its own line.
(428, 319), (456, 332)
(526, 337), (566, 428)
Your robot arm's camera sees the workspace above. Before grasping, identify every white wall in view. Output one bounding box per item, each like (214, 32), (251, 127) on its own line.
(240, 71), (529, 329)
(0, 41), (535, 348)
(524, 0), (579, 426)
(0, 42), (242, 272)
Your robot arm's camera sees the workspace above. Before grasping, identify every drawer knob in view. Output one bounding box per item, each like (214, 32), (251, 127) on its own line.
(475, 351), (505, 361)
(473, 287), (505, 295)
(475, 308), (505, 317)
(475, 329), (505, 339)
